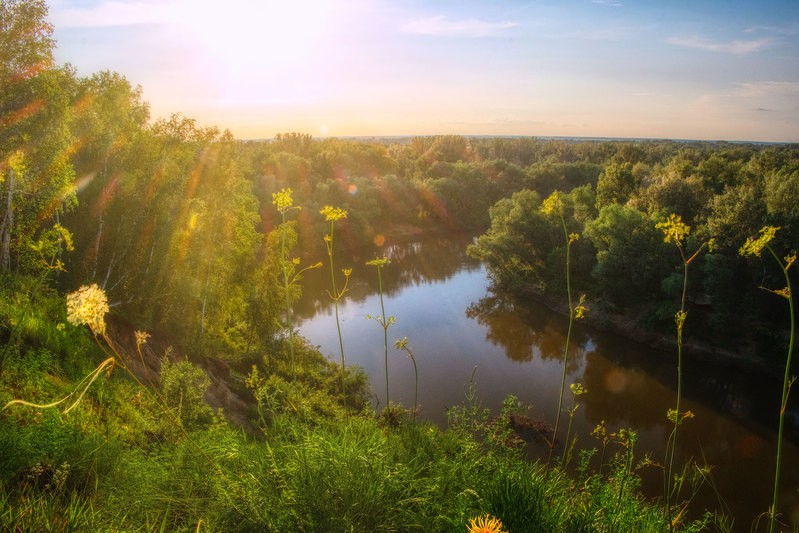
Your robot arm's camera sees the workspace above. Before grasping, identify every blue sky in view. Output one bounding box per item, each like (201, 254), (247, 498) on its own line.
(49, 0), (799, 141)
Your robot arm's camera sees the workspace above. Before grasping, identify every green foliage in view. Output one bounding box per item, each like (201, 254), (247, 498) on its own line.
(584, 204), (671, 310)
(467, 189), (555, 292)
(160, 357), (213, 429)
(596, 160), (636, 208)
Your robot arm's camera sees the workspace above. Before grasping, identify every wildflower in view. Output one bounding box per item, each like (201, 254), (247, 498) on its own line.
(674, 310), (688, 329)
(135, 330), (151, 348)
(667, 409), (695, 425)
(592, 420), (608, 442)
(394, 337), (409, 350)
(739, 226), (779, 257)
(66, 284), (109, 335)
(656, 214), (690, 246)
(570, 383), (587, 396)
(467, 514), (507, 533)
(271, 187), (295, 213)
(366, 257), (390, 268)
(574, 294), (588, 319)
(541, 191), (564, 217)
(766, 286), (792, 299)
(320, 205), (347, 221)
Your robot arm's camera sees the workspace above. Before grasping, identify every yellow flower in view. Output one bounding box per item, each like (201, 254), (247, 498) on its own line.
(468, 514), (506, 533)
(66, 284), (109, 335)
(656, 214), (690, 246)
(570, 382), (587, 396)
(271, 187), (294, 213)
(739, 225), (779, 257)
(541, 191), (564, 217)
(135, 330), (151, 348)
(574, 294), (588, 319)
(320, 205), (347, 222)
(366, 257), (390, 268)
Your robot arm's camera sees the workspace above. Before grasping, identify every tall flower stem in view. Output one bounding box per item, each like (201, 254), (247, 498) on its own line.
(395, 337), (419, 422)
(741, 226), (795, 533)
(665, 256), (688, 530)
(548, 215), (573, 470)
(657, 214), (709, 531)
(273, 189), (299, 378)
(366, 257), (393, 410)
(541, 192), (585, 473)
(272, 189), (320, 380)
(561, 383), (587, 469)
(765, 244), (795, 533)
(320, 206), (350, 408)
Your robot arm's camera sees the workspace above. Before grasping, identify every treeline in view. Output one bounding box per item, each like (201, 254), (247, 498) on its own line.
(469, 141), (799, 357)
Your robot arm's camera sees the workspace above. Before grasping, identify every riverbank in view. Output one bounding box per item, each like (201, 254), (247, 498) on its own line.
(511, 285), (783, 376)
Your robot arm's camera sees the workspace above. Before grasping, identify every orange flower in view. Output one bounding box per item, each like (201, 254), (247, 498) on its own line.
(467, 514), (506, 533)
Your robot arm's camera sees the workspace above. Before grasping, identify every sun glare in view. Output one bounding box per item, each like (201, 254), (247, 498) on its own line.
(169, 0), (337, 106)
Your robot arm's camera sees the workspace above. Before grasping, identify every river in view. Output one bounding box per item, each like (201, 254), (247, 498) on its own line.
(295, 234), (799, 530)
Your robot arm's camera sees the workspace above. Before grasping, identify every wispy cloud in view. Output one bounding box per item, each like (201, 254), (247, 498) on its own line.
(667, 35), (771, 54)
(730, 81), (799, 97)
(698, 81), (799, 109)
(400, 16), (517, 37)
(592, 0), (623, 7)
(743, 24), (799, 36)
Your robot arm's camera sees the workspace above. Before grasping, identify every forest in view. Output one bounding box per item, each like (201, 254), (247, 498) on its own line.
(2, 0), (798, 531)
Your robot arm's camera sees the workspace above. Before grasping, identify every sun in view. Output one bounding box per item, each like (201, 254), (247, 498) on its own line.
(169, 0), (336, 106)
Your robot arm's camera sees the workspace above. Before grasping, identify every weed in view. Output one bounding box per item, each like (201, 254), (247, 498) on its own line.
(272, 188), (321, 379)
(395, 336), (419, 421)
(740, 226), (796, 533)
(541, 191), (586, 473)
(656, 213), (711, 530)
(320, 205), (352, 410)
(366, 256), (395, 411)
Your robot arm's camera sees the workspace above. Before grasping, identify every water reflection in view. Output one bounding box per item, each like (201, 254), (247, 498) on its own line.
(296, 235), (799, 530)
(294, 233), (476, 319)
(466, 292), (589, 369)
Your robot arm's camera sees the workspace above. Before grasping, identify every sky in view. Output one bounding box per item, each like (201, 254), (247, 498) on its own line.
(48, 0), (799, 142)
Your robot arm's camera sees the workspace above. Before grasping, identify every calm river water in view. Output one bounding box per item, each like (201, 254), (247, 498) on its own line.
(295, 234), (798, 530)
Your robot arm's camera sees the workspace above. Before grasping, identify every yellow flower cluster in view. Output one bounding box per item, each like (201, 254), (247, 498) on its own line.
(541, 192), (564, 217)
(656, 214), (690, 246)
(135, 330), (151, 347)
(272, 187), (295, 213)
(320, 205), (348, 222)
(366, 257), (390, 268)
(66, 284), (109, 335)
(739, 225), (779, 257)
(574, 294), (588, 319)
(570, 382), (588, 396)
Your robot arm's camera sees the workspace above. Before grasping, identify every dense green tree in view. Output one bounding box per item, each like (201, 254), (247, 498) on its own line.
(706, 183), (765, 251)
(595, 161), (635, 208)
(67, 71), (149, 280)
(764, 165), (799, 244)
(0, 0), (75, 273)
(468, 189), (553, 292)
(639, 163), (710, 226)
(524, 160), (602, 198)
(584, 204), (670, 310)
